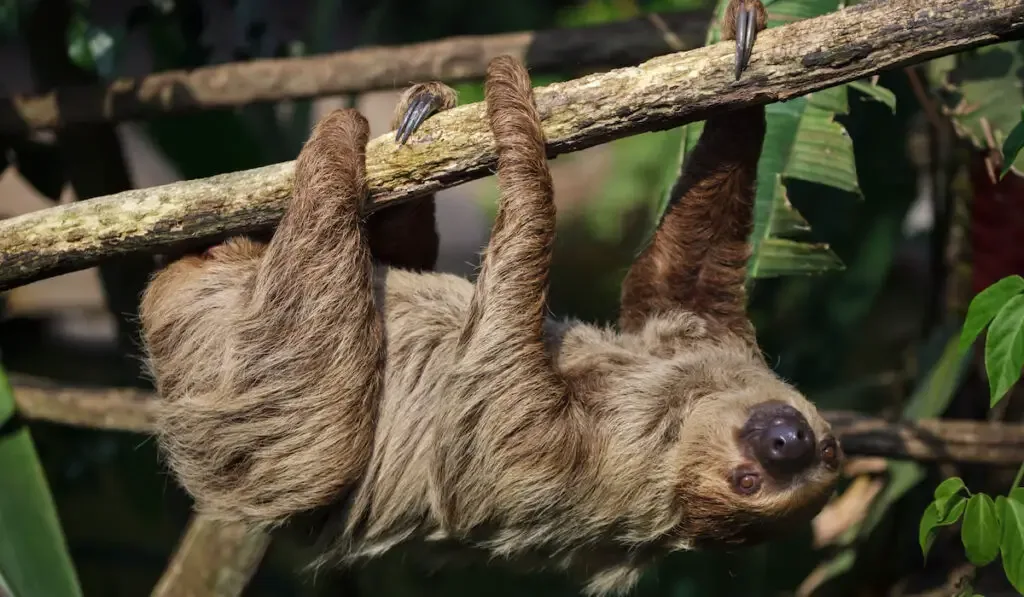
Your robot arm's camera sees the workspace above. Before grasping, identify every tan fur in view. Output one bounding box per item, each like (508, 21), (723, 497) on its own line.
(139, 9), (840, 594)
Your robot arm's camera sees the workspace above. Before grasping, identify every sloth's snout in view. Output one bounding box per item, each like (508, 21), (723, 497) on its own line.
(743, 403), (816, 478)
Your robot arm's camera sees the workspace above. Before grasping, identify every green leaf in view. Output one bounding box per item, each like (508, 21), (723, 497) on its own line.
(960, 275), (1024, 355)
(919, 502), (942, 560)
(1002, 109), (1024, 179)
(939, 494), (969, 523)
(935, 477), (967, 502)
(942, 41), (1024, 176)
(983, 293), (1024, 406)
(920, 495), (967, 561)
(849, 79), (897, 113)
(1000, 495), (1024, 593)
(782, 105), (860, 195)
(0, 368), (83, 597)
(660, 0), (851, 283)
(744, 93), (858, 278)
(750, 237), (844, 278)
(962, 494), (1001, 566)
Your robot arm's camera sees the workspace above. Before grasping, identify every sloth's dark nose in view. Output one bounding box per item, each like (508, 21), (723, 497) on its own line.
(744, 403), (816, 477)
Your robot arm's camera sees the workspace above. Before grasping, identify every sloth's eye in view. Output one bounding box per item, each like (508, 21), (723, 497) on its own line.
(732, 470), (762, 495)
(820, 437), (840, 470)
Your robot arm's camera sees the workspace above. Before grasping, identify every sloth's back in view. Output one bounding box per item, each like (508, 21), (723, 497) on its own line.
(348, 266), (478, 549)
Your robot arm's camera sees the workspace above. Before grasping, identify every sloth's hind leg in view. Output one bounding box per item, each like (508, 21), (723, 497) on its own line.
(148, 109), (385, 527)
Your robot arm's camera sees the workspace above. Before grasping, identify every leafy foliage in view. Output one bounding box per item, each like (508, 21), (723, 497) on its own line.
(1002, 108), (1024, 179)
(918, 483), (967, 562)
(957, 275), (1024, 405)
(659, 0), (898, 280)
(984, 294), (1024, 406)
(961, 494), (1000, 567)
(938, 40), (1024, 177)
(919, 275), (1024, 595)
(959, 275), (1024, 354)
(997, 495), (1024, 593)
(0, 368), (83, 597)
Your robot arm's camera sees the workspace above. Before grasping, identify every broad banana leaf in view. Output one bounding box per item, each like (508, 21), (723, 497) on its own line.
(658, 0), (896, 280)
(0, 368), (83, 597)
(934, 41), (1024, 176)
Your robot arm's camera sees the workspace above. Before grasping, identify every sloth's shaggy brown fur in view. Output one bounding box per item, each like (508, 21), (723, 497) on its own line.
(139, 2), (841, 593)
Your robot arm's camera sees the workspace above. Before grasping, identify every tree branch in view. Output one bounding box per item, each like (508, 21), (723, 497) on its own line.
(13, 382), (158, 432)
(0, 0), (1021, 291)
(14, 383), (1024, 465)
(827, 411), (1024, 466)
(150, 514), (269, 597)
(0, 10), (710, 134)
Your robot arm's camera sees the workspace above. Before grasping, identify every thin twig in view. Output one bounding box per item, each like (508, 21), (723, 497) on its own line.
(0, 10), (710, 134)
(1, 0), (1021, 292)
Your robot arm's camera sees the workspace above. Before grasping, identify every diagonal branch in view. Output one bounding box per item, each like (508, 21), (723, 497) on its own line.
(14, 383), (1024, 466)
(0, 0), (1022, 291)
(150, 514), (270, 597)
(0, 10), (710, 133)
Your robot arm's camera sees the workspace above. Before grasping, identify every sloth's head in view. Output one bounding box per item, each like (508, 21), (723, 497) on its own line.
(669, 371), (842, 549)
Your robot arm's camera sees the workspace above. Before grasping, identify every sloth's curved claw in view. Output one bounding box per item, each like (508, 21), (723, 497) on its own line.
(723, 0), (766, 80)
(734, 2), (759, 80)
(396, 92), (436, 145)
(395, 83), (458, 145)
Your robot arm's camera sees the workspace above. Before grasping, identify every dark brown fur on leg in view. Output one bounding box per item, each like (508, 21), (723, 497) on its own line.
(140, 109), (383, 526)
(618, 0), (768, 342)
(366, 82), (457, 271)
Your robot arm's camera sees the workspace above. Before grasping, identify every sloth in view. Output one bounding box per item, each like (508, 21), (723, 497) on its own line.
(138, 0), (842, 593)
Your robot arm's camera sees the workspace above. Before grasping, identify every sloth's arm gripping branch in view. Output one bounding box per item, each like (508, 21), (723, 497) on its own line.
(618, 0), (767, 342)
(431, 56), (574, 533)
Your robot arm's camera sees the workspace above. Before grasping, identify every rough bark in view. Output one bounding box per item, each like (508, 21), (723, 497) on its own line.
(0, 10), (710, 133)
(1, 0), (1022, 291)
(14, 383), (1024, 466)
(827, 411), (1024, 466)
(150, 514), (269, 597)
(13, 384), (158, 433)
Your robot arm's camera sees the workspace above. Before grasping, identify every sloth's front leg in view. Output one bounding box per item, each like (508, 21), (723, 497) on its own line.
(618, 0), (767, 337)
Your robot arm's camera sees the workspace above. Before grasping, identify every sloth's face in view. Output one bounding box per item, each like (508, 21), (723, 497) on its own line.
(672, 379), (842, 548)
